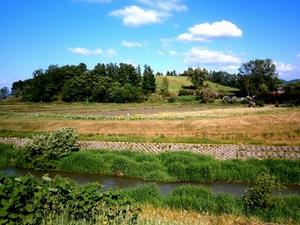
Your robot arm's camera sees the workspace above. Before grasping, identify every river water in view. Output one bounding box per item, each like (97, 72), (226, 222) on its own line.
(1, 167), (300, 196)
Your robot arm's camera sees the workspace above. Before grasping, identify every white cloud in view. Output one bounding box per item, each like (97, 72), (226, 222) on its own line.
(297, 53), (300, 58)
(184, 48), (242, 66)
(110, 5), (164, 26)
(168, 50), (179, 56)
(121, 40), (143, 48)
(106, 49), (117, 57)
(67, 47), (103, 56)
(273, 61), (294, 73)
(177, 20), (243, 42)
(138, 0), (187, 12)
(110, 0), (186, 27)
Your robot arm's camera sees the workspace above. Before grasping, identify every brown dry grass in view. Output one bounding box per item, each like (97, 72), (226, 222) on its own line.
(0, 109), (299, 145)
(138, 205), (267, 225)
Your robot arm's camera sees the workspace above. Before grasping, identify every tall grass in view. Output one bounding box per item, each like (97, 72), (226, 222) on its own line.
(1, 144), (299, 185)
(123, 184), (300, 224)
(57, 150), (300, 185)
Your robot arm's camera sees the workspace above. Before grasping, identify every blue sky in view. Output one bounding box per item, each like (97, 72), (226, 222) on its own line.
(0, 0), (300, 88)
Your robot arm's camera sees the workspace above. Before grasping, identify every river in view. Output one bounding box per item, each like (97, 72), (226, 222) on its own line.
(1, 167), (300, 196)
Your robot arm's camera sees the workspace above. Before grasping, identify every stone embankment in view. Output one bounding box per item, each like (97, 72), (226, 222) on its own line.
(0, 137), (299, 160)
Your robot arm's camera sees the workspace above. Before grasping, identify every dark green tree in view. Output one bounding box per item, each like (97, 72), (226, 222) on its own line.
(238, 59), (280, 96)
(0, 87), (10, 99)
(142, 65), (156, 94)
(191, 68), (208, 87)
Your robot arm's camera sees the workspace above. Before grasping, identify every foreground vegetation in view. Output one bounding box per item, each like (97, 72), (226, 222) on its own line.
(1, 142), (300, 185)
(0, 174), (138, 225)
(1, 172), (300, 224)
(1, 129), (300, 224)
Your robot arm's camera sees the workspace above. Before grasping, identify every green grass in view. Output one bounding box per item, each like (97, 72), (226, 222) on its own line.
(57, 150), (300, 185)
(1, 144), (299, 184)
(1, 143), (300, 224)
(122, 184), (300, 224)
(156, 76), (239, 96)
(156, 76), (192, 95)
(0, 144), (20, 168)
(204, 81), (239, 93)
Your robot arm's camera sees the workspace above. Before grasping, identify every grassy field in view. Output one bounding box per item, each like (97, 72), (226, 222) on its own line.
(0, 102), (299, 145)
(2, 144), (300, 184)
(155, 76), (239, 95)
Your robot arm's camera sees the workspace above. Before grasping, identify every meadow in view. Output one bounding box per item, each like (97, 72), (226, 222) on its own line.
(0, 102), (299, 145)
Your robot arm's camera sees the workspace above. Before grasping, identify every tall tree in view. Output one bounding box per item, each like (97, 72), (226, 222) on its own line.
(0, 87), (10, 99)
(183, 67), (208, 87)
(238, 59), (280, 96)
(142, 65), (156, 94)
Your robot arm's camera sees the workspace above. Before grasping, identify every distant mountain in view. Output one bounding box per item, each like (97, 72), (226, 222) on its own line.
(280, 79), (300, 85)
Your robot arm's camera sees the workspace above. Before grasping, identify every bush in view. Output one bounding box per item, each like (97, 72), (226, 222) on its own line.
(0, 174), (139, 225)
(178, 89), (194, 96)
(242, 173), (282, 213)
(24, 128), (79, 169)
(196, 86), (217, 103)
(168, 96), (176, 102)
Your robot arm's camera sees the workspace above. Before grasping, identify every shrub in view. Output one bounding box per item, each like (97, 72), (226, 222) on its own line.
(168, 96), (176, 102)
(196, 86), (217, 103)
(0, 174), (139, 225)
(242, 173), (282, 213)
(178, 89), (194, 96)
(24, 128), (79, 169)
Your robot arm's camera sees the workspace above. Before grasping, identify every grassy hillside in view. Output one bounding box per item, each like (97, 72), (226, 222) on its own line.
(156, 76), (239, 95)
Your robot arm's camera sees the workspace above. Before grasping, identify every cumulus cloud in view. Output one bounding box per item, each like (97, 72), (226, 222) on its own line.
(184, 48), (242, 66)
(273, 61), (294, 73)
(177, 20), (243, 42)
(121, 40), (143, 48)
(67, 47), (103, 56)
(138, 0), (187, 12)
(110, 5), (164, 26)
(110, 0), (187, 26)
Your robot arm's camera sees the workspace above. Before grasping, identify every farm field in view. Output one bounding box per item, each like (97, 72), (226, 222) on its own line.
(0, 102), (299, 145)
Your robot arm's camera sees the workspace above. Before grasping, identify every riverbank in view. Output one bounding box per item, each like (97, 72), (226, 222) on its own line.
(1, 143), (300, 224)
(1, 173), (300, 224)
(1, 137), (300, 160)
(1, 144), (300, 185)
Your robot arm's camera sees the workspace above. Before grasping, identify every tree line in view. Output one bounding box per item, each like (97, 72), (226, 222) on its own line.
(181, 59), (281, 97)
(12, 63), (156, 103)
(8, 59), (299, 104)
